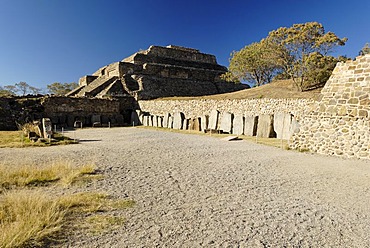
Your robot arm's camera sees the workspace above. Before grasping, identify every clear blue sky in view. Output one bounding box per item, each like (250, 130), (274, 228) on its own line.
(0, 0), (369, 91)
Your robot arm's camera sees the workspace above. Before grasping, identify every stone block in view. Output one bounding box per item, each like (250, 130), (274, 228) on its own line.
(42, 118), (52, 138)
(153, 115), (158, 127)
(143, 115), (148, 126)
(232, 115), (244, 135)
(148, 115), (154, 126)
(273, 112), (293, 140)
(208, 110), (219, 130)
(163, 113), (171, 128)
(257, 115), (276, 138)
(190, 117), (201, 131)
(157, 116), (163, 127)
(182, 118), (190, 130)
(201, 115), (209, 132)
(244, 116), (258, 136)
(219, 112), (233, 134)
(173, 112), (185, 129)
(167, 116), (174, 129)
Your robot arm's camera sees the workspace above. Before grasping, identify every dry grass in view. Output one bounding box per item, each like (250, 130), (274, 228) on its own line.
(0, 131), (26, 148)
(0, 161), (134, 247)
(0, 131), (77, 148)
(0, 161), (97, 189)
(158, 79), (322, 101)
(0, 190), (66, 248)
(0, 190), (134, 248)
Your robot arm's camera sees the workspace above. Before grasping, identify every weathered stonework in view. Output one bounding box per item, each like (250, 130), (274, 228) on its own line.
(68, 45), (248, 100)
(290, 54), (370, 159)
(0, 96), (135, 130)
(138, 98), (314, 118)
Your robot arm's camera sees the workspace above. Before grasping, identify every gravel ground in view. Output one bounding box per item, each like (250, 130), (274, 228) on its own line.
(1, 127), (370, 247)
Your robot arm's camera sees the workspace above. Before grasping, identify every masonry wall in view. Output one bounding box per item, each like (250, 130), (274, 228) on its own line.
(138, 98), (315, 118)
(290, 54), (370, 159)
(0, 96), (136, 130)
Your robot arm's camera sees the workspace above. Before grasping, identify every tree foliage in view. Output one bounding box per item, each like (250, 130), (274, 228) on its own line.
(0, 82), (41, 96)
(226, 41), (282, 86)
(264, 22), (347, 91)
(47, 82), (78, 95)
(227, 22), (347, 91)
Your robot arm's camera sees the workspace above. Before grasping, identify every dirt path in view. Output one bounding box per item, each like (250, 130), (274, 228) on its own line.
(1, 127), (370, 247)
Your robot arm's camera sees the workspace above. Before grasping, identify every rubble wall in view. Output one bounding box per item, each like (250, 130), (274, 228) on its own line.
(290, 55), (370, 159)
(0, 96), (136, 130)
(138, 98), (314, 118)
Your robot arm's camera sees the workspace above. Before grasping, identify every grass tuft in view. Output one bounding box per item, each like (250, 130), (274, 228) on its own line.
(0, 131), (77, 148)
(0, 190), (66, 248)
(0, 161), (134, 247)
(0, 162), (98, 189)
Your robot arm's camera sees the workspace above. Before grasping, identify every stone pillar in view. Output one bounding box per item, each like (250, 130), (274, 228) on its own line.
(190, 117), (201, 131)
(167, 116), (174, 129)
(257, 115), (276, 138)
(232, 115), (244, 135)
(220, 112), (233, 134)
(143, 116), (149, 126)
(173, 112), (185, 129)
(274, 112), (293, 140)
(42, 118), (53, 138)
(244, 116), (258, 136)
(163, 113), (171, 128)
(208, 110), (219, 130)
(201, 115), (209, 132)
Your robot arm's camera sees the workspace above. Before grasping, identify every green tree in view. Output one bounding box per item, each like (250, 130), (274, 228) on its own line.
(47, 82), (78, 95)
(265, 22), (347, 91)
(226, 41), (282, 86)
(303, 53), (347, 90)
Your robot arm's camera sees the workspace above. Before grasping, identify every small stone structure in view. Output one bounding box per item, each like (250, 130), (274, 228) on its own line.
(67, 45), (248, 100)
(42, 118), (53, 138)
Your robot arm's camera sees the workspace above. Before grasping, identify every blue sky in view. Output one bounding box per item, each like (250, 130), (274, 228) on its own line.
(0, 0), (369, 91)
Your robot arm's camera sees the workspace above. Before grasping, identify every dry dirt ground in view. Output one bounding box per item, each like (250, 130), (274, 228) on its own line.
(1, 127), (370, 247)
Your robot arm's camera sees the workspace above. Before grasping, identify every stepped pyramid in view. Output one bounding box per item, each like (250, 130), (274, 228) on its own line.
(67, 45), (248, 100)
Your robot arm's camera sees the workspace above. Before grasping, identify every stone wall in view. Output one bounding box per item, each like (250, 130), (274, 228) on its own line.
(0, 96), (136, 130)
(136, 98), (315, 139)
(290, 54), (370, 159)
(138, 98), (314, 118)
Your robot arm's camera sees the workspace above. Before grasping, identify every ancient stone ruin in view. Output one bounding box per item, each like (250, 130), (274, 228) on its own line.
(67, 45), (248, 99)
(135, 54), (370, 160)
(290, 54), (370, 159)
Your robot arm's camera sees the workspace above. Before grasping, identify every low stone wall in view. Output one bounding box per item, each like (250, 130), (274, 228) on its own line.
(290, 115), (369, 159)
(135, 98), (315, 140)
(0, 96), (137, 130)
(138, 98), (315, 118)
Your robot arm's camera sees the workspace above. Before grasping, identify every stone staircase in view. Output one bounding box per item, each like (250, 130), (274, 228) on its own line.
(77, 76), (117, 97)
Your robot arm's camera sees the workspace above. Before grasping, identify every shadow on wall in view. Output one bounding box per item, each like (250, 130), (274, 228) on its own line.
(130, 109), (298, 140)
(0, 95), (139, 131)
